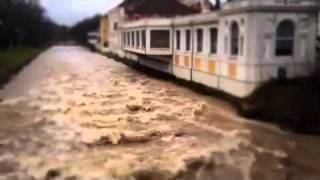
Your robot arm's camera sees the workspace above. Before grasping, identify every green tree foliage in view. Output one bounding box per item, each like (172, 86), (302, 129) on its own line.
(0, 0), (62, 49)
(69, 15), (101, 45)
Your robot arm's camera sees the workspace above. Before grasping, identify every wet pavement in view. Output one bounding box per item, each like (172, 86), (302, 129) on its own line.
(0, 46), (320, 180)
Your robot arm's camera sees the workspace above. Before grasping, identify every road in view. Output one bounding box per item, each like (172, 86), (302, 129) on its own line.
(0, 46), (320, 180)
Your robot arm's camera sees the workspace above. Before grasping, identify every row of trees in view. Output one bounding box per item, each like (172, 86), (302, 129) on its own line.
(0, 0), (101, 49)
(69, 15), (101, 45)
(0, 0), (67, 49)
(0, 0), (222, 49)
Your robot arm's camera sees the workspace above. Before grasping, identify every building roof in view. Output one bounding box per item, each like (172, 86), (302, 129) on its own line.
(127, 0), (200, 17)
(119, 0), (146, 11)
(117, 0), (215, 20)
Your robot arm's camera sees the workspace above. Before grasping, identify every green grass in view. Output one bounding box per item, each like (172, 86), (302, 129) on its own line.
(0, 47), (41, 84)
(0, 47), (41, 72)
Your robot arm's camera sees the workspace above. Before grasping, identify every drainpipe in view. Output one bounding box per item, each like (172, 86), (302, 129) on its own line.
(145, 24), (147, 55)
(190, 21), (195, 82)
(259, 59), (263, 83)
(216, 23), (221, 90)
(218, 52), (221, 90)
(171, 22), (174, 75)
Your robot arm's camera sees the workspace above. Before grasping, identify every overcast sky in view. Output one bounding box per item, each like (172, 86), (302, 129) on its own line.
(41, 0), (220, 26)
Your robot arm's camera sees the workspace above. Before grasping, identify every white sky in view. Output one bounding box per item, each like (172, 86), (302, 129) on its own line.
(41, 0), (221, 26)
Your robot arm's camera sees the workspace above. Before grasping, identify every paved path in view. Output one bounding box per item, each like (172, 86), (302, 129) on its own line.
(0, 46), (320, 180)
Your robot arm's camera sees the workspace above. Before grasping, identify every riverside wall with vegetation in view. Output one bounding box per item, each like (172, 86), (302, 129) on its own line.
(0, 0), (102, 86)
(0, 0), (66, 87)
(0, 47), (42, 86)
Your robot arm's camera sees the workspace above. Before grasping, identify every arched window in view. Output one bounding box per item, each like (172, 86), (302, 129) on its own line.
(276, 20), (295, 56)
(230, 21), (239, 56)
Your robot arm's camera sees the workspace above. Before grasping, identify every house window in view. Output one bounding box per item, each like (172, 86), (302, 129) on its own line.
(128, 32), (131, 47)
(276, 20), (295, 56)
(230, 21), (239, 56)
(176, 30), (181, 50)
(114, 22), (118, 30)
(224, 36), (228, 54)
(150, 30), (170, 48)
(131, 31), (135, 47)
(136, 30), (140, 48)
(196, 29), (203, 52)
(142, 30), (146, 48)
(123, 32), (126, 47)
(186, 30), (191, 51)
(210, 28), (218, 54)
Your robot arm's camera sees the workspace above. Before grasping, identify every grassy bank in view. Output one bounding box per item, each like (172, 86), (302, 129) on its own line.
(0, 47), (41, 86)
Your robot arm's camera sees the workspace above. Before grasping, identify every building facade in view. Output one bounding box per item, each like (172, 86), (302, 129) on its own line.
(101, 0), (320, 97)
(100, 15), (109, 48)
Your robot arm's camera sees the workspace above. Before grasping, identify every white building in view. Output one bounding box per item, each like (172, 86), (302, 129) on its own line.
(87, 31), (100, 46)
(103, 0), (320, 97)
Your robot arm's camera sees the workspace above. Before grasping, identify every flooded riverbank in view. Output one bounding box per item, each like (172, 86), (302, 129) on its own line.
(0, 46), (320, 180)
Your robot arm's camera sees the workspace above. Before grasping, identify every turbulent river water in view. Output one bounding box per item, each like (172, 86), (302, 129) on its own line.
(0, 46), (320, 180)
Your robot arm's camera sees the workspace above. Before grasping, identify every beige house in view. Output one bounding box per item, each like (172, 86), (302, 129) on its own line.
(100, 15), (109, 48)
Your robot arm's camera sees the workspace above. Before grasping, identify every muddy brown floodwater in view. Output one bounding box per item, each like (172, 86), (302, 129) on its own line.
(0, 46), (320, 180)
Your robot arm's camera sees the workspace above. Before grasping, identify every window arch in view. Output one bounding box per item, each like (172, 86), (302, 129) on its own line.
(276, 20), (295, 56)
(230, 21), (240, 56)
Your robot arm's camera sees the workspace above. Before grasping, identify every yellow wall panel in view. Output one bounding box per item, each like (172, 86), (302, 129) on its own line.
(195, 57), (202, 71)
(100, 16), (109, 45)
(229, 63), (237, 79)
(208, 60), (216, 74)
